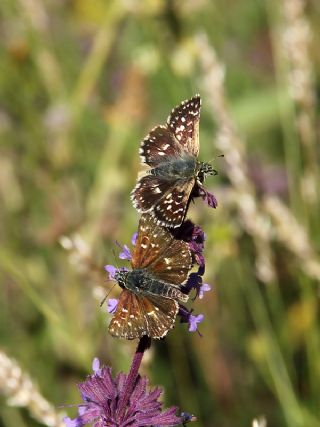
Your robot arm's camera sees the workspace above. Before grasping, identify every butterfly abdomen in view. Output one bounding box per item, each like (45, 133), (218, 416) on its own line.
(150, 156), (197, 180)
(122, 269), (188, 303)
(145, 278), (189, 303)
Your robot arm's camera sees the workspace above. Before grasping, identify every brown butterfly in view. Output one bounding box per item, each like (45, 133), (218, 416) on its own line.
(131, 95), (217, 228)
(108, 214), (192, 339)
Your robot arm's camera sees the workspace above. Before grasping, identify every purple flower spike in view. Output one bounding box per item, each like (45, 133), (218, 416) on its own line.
(198, 185), (218, 208)
(107, 298), (118, 314)
(105, 264), (117, 280)
(171, 221), (206, 268)
(189, 225), (206, 267)
(119, 244), (132, 260)
(199, 283), (211, 299)
(188, 314), (204, 332)
(131, 232), (138, 245)
(65, 358), (183, 427)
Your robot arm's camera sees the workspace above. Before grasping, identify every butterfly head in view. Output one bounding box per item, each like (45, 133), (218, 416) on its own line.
(114, 269), (129, 289)
(197, 162), (217, 183)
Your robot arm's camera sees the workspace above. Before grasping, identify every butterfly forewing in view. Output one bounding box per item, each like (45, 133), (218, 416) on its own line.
(109, 289), (178, 339)
(131, 214), (192, 285)
(167, 95), (201, 157)
(139, 126), (183, 166)
(131, 214), (165, 270)
(147, 237), (192, 285)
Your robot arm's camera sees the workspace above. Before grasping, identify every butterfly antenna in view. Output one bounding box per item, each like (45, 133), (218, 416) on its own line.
(205, 154), (224, 176)
(100, 282), (117, 307)
(111, 247), (120, 269)
(207, 153), (224, 164)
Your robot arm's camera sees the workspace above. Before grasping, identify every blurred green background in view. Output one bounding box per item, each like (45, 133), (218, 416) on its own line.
(1, 0), (320, 426)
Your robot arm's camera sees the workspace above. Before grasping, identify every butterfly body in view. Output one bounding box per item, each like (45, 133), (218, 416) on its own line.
(149, 155), (197, 180)
(131, 95), (217, 227)
(109, 214), (192, 339)
(115, 269), (188, 302)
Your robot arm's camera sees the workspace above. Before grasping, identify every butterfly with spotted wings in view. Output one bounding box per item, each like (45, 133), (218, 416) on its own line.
(108, 214), (192, 340)
(131, 95), (217, 228)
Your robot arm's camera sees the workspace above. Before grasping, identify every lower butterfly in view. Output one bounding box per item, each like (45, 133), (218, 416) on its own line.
(108, 214), (192, 339)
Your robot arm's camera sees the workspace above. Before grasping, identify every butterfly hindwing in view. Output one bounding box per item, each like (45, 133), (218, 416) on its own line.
(140, 294), (179, 338)
(151, 178), (195, 228)
(108, 289), (178, 339)
(109, 290), (142, 339)
(131, 174), (178, 213)
(131, 173), (195, 228)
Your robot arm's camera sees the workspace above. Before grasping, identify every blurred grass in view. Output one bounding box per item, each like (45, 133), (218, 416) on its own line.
(0, 0), (320, 426)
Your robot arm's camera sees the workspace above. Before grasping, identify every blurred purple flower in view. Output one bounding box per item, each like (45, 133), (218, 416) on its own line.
(188, 225), (206, 267)
(107, 299), (118, 314)
(198, 283), (211, 299)
(115, 232), (138, 261)
(198, 185), (218, 208)
(248, 156), (288, 197)
(105, 265), (128, 281)
(131, 232), (138, 245)
(171, 221), (206, 267)
(188, 314), (204, 332)
(105, 264), (117, 280)
(119, 244), (132, 260)
(92, 357), (102, 375)
(181, 412), (197, 424)
(64, 358), (182, 427)
(178, 306), (204, 333)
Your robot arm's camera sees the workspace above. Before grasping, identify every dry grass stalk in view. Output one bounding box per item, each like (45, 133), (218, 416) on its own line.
(0, 351), (65, 427)
(252, 416), (267, 427)
(281, 0), (319, 206)
(195, 33), (275, 283)
(18, 0), (65, 99)
(196, 33), (320, 284)
(263, 196), (320, 282)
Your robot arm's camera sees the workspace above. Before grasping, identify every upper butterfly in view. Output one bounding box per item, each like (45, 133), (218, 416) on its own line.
(131, 95), (217, 228)
(108, 214), (192, 340)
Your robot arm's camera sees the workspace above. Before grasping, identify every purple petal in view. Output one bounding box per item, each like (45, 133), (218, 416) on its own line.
(119, 244), (132, 260)
(63, 416), (83, 427)
(92, 358), (101, 375)
(199, 283), (211, 299)
(105, 265), (117, 279)
(193, 251), (205, 268)
(131, 232), (138, 245)
(78, 406), (87, 416)
(188, 314), (204, 332)
(178, 305), (192, 323)
(198, 185), (218, 208)
(107, 298), (118, 314)
(183, 271), (202, 295)
(181, 412), (197, 423)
